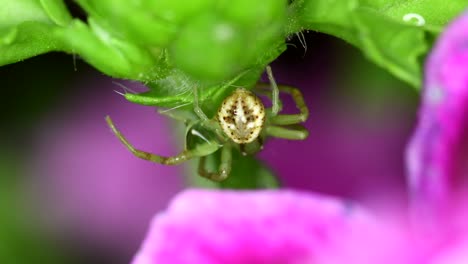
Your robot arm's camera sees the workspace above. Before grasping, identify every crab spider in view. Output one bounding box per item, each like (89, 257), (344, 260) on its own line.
(105, 66), (309, 182)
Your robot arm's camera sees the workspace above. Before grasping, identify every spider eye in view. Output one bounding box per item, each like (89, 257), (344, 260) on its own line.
(217, 88), (265, 144)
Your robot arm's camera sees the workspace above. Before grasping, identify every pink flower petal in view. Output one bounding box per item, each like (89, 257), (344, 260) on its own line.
(406, 12), (468, 217)
(131, 189), (413, 264)
(432, 239), (468, 264)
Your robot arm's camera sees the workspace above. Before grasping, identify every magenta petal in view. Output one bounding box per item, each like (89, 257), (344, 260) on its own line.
(406, 12), (468, 215)
(431, 239), (468, 264)
(131, 189), (413, 264)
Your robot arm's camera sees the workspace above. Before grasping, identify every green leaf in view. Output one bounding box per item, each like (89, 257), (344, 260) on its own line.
(39, 0), (72, 26)
(360, 0), (467, 32)
(0, 27), (17, 45)
(75, 0), (178, 47)
(145, 0), (217, 24)
(293, 0), (468, 88)
(54, 19), (168, 81)
(223, 0), (287, 26)
(170, 12), (249, 82)
(170, 1), (287, 82)
(0, 0), (65, 65)
(353, 8), (428, 88)
(291, 0), (360, 45)
(0, 22), (64, 66)
(1, 0), (287, 86)
(0, 0), (51, 27)
(3, 0), (462, 91)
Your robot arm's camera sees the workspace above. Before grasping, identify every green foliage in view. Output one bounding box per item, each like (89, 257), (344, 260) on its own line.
(353, 8), (427, 88)
(55, 18), (165, 81)
(359, 0), (467, 32)
(1, 0), (466, 92)
(0, 0), (66, 65)
(40, 0), (72, 26)
(171, 12), (248, 81)
(291, 0), (466, 88)
(0, 0), (288, 84)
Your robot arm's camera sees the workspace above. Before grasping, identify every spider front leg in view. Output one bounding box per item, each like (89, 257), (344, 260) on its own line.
(106, 116), (195, 165)
(193, 86), (220, 131)
(262, 82), (310, 140)
(198, 144), (232, 181)
(270, 84), (309, 125)
(266, 65), (280, 116)
(193, 86), (209, 122)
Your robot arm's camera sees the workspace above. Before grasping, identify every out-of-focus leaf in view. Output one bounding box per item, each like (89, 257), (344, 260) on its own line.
(353, 8), (428, 88)
(2, 0), (466, 89)
(359, 0), (467, 32)
(293, 0), (467, 88)
(75, 0), (178, 47)
(0, 0), (65, 65)
(170, 0), (287, 82)
(0, 22), (65, 65)
(291, 0), (360, 45)
(54, 19), (167, 81)
(70, 0), (287, 83)
(170, 12), (249, 82)
(39, 0), (72, 26)
(0, 0), (50, 26)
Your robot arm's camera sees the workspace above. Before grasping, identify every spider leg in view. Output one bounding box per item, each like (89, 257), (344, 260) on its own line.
(193, 86), (222, 133)
(198, 144), (232, 181)
(269, 85), (309, 125)
(252, 85), (284, 112)
(193, 86), (209, 122)
(106, 116), (194, 165)
(266, 65), (280, 116)
(265, 125), (309, 140)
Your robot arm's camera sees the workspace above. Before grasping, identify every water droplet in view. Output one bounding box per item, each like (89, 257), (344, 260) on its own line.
(403, 13), (426, 26)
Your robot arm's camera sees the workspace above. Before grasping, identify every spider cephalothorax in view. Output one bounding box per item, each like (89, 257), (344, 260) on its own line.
(106, 66), (309, 182)
(217, 88), (265, 144)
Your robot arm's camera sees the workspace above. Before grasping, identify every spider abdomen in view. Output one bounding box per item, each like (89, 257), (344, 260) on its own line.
(217, 88), (265, 144)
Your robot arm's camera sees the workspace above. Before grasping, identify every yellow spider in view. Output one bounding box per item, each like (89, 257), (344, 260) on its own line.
(106, 66), (309, 181)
